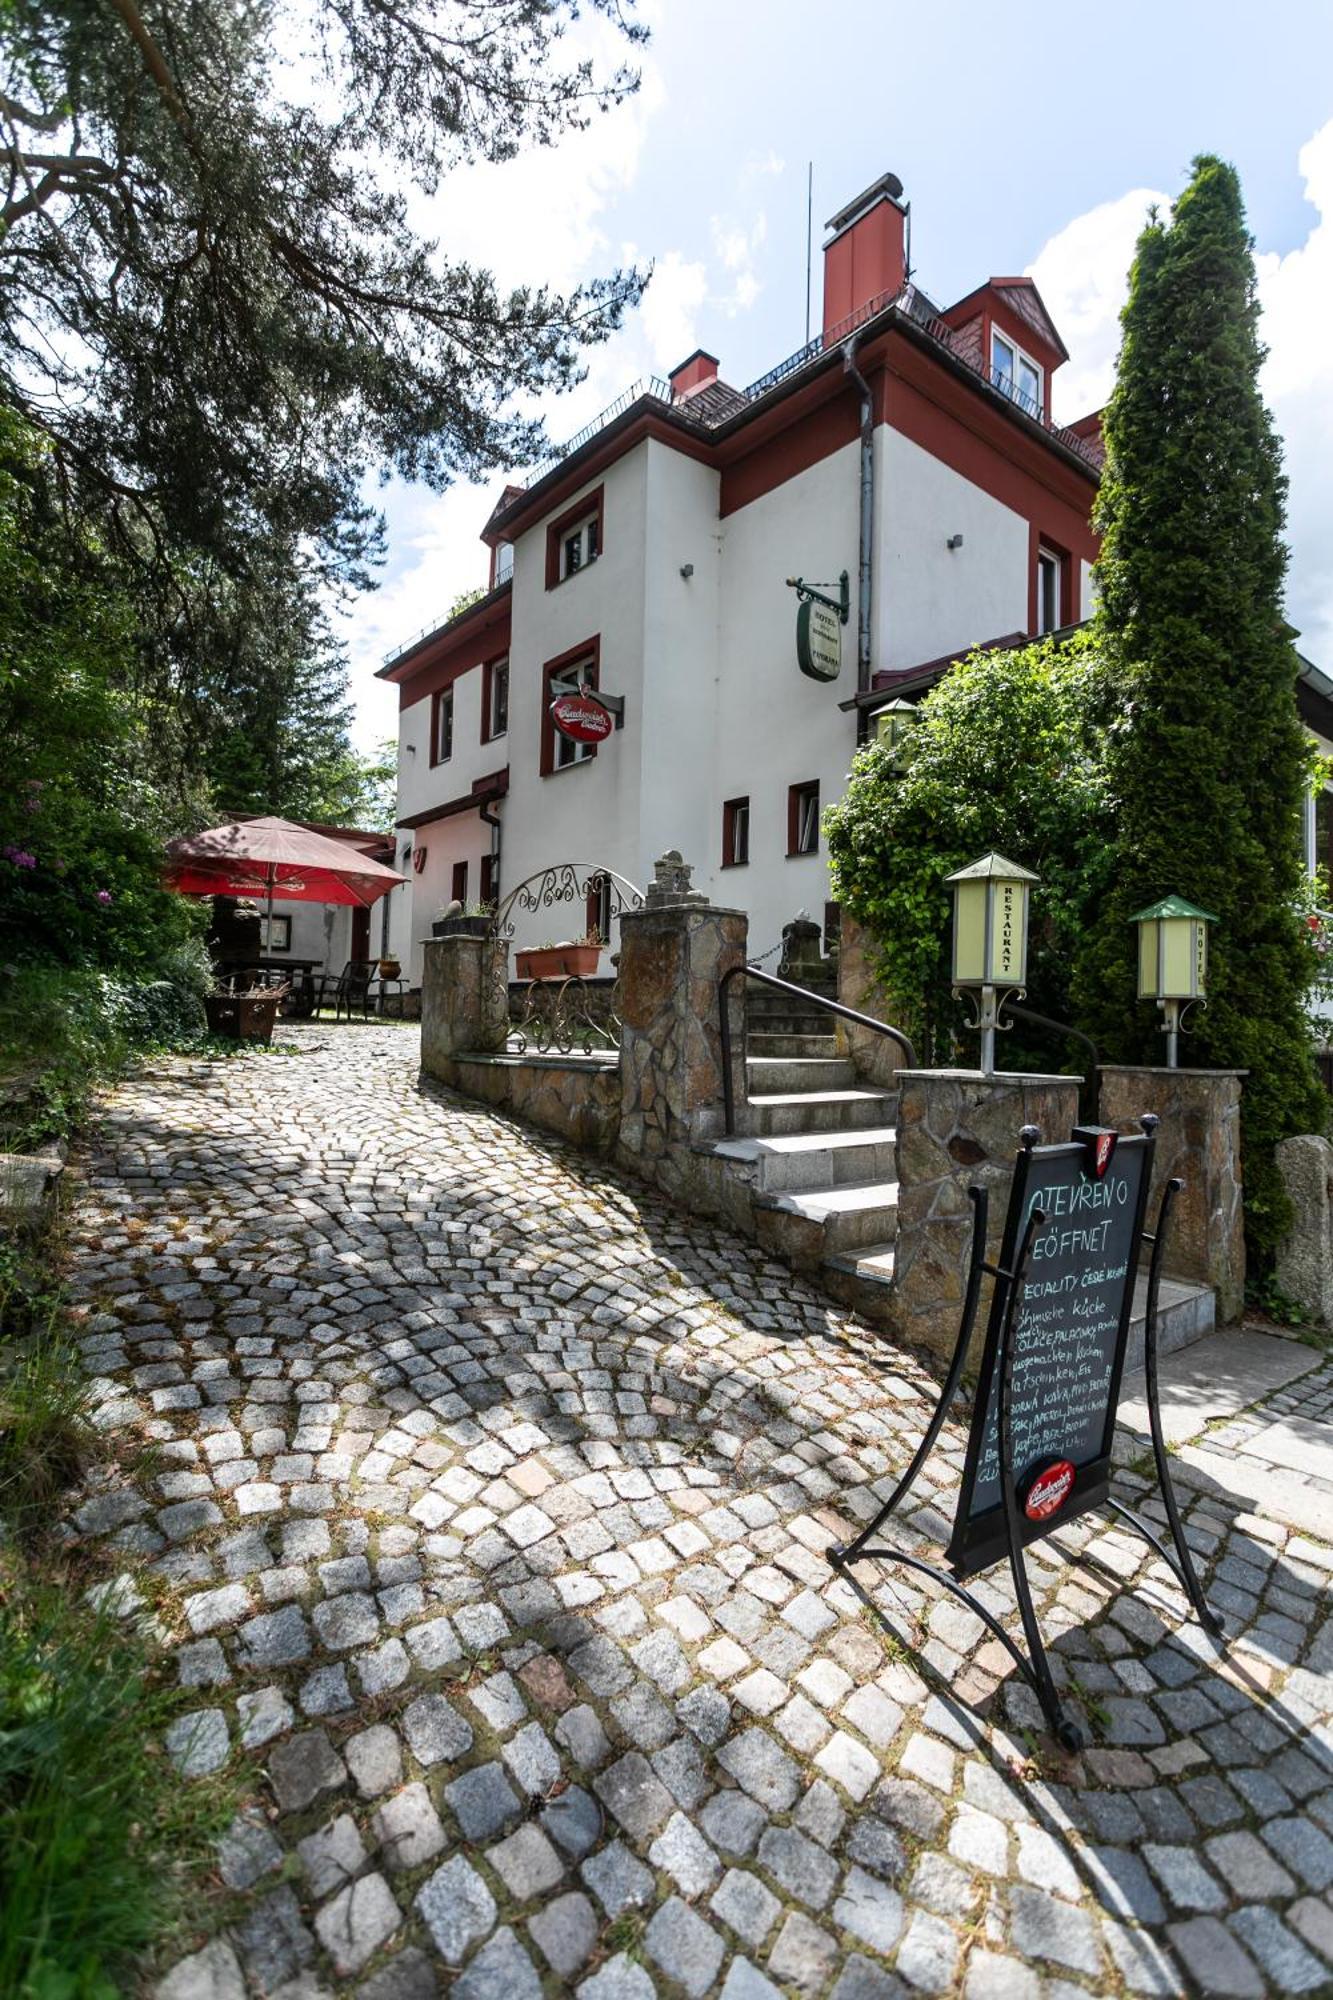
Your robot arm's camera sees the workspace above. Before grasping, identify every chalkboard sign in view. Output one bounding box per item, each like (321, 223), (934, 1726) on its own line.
(945, 1126), (1153, 1579)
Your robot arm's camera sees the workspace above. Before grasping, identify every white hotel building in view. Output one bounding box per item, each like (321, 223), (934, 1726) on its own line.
(379, 171), (1104, 982)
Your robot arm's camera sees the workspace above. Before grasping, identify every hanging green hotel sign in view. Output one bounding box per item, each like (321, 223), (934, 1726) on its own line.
(789, 570), (850, 683)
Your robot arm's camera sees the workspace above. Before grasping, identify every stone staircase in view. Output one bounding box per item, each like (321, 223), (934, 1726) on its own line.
(709, 985), (903, 1309)
(702, 972), (1215, 1359)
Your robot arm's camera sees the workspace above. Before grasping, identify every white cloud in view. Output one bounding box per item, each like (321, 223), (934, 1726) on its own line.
(1027, 187), (1168, 423)
(1027, 124), (1333, 666)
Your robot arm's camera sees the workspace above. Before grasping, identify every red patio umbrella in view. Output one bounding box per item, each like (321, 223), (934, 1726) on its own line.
(164, 816), (405, 934)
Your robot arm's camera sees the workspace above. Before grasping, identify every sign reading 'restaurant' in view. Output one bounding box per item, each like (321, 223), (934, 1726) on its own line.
(550, 691), (615, 745)
(945, 1126), (1152, 1578)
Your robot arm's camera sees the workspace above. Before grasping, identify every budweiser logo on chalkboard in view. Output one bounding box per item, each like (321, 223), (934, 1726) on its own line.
(1024, 1460), (1075, 1521)
(551, 691), (614, 744)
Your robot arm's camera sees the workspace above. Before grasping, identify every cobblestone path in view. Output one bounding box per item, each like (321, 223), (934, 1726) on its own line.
(65, 1028), (1333, 2000)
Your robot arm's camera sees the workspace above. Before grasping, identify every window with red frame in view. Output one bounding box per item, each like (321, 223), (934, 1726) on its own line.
(482, 655), (509, 742)
(451, 860), (468, 904)
(787, 780), (820, 857)
(430, 685), (454, 766)
(479, 852), (497, 906)
(722, 797), (750, 868)
(540, 641), (600, 776)
(545, 487), (604, 590)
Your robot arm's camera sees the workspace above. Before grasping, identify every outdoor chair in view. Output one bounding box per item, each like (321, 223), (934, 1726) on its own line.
(311, 959), (377, 1021)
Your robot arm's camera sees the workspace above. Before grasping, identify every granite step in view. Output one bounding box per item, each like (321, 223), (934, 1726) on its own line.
(746, 1031), (840, 1060)
(710, 1125), (898, 1193)
(746, 1055), (857, 1094)
(746, 1089), (898, 1137)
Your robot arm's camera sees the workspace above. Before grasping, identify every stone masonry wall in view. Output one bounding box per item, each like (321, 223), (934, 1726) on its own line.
(836, 914), (911, 1090)
(1099, 1066), (1245, 1323)
(429, 1052), (621, 1155)
(616, 861), (747, 1204)
(420, 935), (509, 1067)
(891, 1068), (1082, 1363)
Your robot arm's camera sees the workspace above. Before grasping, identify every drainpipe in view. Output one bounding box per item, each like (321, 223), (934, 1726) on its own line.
(479, 800), (502, 905)
(842, 334), (875, 742)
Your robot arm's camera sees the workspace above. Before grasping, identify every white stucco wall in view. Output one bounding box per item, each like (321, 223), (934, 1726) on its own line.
(708, 439), (862, 959)
(498, 450), (650, 954)
(879, 429), (1030, 669)
(637, 443), (723, 884)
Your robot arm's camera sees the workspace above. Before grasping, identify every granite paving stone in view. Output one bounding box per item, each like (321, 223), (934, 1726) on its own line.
(63, 1029), (1333, 2000)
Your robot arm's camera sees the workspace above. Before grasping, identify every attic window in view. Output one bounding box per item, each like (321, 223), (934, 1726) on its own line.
(991, 330), (1042, 419)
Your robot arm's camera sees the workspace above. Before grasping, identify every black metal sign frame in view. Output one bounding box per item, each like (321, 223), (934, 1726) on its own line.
(827, 1116), (1223, 1751)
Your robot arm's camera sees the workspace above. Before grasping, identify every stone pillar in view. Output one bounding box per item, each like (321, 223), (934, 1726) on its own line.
(420, 934), (509, 1073)
(891, 1069), (1082, 1362)
(1098, 1067), (1245, 1323)
(1276, 1135), (1333, 1327)
(837, 912), (908, 1090)
(617, 852), (747, 1196)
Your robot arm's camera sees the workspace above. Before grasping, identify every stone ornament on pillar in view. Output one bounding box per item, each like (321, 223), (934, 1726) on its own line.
(643, 849), (708, 910)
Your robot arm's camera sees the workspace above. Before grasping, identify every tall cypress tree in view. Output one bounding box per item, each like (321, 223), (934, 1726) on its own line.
(1074, 156), (1324, 1260)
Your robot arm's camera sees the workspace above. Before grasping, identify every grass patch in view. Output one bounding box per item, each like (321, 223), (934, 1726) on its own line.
(0, 1578), (236, 1998)
(0, 1011), (249, 1994)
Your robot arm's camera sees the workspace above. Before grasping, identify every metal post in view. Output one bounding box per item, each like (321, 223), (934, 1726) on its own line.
(979, 984), (997, 1074)
(1163, 997), (1180, 1069)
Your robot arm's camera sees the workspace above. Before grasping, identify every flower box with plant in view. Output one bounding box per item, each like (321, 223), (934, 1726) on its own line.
(514, 933), (601, 980)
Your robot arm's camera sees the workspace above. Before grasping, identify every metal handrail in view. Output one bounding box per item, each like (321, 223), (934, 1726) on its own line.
(997, 1000), (1099, 1119)
(718, 964), (916, 1137)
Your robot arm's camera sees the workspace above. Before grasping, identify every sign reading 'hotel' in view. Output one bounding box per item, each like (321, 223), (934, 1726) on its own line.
(796, 598), (842, 682)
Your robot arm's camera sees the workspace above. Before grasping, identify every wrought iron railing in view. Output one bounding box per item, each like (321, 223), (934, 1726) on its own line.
(718, 964), (916, 1137)
(490, 862), (644, 943)
(521, 378), (674, 489)
(510, 973), (620, 1056)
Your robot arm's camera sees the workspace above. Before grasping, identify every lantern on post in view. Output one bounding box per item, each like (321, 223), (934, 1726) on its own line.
(945, 852), (1040, 1073)
(874, 698), (918, 765)
(1130, 895), (1216, 1068)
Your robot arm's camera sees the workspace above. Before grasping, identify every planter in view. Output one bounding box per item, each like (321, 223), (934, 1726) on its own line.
(204, 990), (285, 1044)
(377, 958), (401, 979)
(432, 915), (491, 939)
(515, 943), (601, 980)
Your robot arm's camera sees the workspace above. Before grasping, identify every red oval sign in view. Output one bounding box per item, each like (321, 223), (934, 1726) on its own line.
(1024, 1460), (1075, 1522)
(550, 692), (614, 744)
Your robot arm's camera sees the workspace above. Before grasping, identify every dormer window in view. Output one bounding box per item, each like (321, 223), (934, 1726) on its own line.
(562, 513), (599, 579)
(991, 329), (1042, 418)
(545, 486), (605, 590)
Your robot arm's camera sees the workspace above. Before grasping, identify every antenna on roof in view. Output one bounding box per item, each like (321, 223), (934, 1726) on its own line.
(804, 162), (813, 346)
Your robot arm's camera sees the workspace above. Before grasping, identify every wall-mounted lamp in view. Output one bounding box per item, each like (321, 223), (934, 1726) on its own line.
(404, 742), (417, 756)
(946, 534), (964, 551)
(680, 562), (694, 579)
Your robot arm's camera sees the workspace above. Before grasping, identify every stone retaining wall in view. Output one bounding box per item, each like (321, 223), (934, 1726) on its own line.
(427, 1051), (621, 1155)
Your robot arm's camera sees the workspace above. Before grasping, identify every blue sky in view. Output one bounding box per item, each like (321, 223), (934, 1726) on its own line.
(347, 0), (1333, 746)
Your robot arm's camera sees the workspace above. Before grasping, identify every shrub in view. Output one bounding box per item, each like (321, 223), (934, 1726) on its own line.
(824, 630), (1115, 1067)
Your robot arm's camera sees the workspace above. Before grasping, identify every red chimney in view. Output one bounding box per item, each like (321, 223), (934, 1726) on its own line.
(669, 349), (719, 401)
(822, 172), (907, 342)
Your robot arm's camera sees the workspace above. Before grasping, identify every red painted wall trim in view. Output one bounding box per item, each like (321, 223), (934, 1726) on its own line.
(539, 635), (601, 777)
(393, 601), (512, 712)
(544, 485), (605, 591)
(492, 412), (713, 546)
(396, 768), (509, 832)
(883, 334), (1099, 562)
